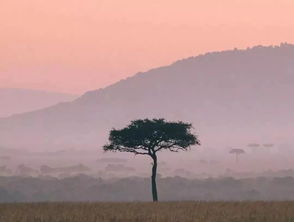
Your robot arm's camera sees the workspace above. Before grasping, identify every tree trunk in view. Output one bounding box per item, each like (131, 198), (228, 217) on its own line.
(151, 155), (158, 202)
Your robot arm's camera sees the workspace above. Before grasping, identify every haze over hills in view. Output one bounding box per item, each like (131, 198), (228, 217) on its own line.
(0, 44), (293, 151)
(0, 88), (77, 118)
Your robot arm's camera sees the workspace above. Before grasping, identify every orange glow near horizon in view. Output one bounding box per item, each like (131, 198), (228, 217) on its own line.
(1, 0), (294, 94)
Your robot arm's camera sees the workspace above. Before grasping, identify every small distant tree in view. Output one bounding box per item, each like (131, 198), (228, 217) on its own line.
(263, 144), (274, 148)
(229, 148), (245, 163)
(247, 143), (260, 148)
(103, 118), (200, 202)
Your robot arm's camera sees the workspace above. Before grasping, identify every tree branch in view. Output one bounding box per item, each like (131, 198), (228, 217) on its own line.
(154, 142), (177, 152)
(133, 151), (150, 155)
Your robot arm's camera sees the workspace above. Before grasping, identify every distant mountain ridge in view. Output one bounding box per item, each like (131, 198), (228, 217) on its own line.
(0, 88), (77, 118)
(0, 43), (293, 150)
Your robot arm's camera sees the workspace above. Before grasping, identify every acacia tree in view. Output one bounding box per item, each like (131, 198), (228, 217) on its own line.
(229, 148), (245, 163)
(103, 118), (200, 202)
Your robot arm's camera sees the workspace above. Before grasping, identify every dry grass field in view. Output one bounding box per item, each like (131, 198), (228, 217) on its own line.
(0, 201), (294, 222)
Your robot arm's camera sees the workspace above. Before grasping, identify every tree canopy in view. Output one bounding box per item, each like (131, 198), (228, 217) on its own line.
(103, 118), (200, 156)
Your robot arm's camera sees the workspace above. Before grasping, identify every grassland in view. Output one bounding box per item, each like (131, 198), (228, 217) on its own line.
(0, 201), (293, 222)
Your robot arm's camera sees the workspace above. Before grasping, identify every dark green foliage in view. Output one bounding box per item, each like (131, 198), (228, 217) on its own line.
(103, 119), (199, 155)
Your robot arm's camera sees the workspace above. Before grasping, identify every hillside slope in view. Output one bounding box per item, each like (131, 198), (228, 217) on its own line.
(0, 44), (293, 150)
(0, 89), (77, 118)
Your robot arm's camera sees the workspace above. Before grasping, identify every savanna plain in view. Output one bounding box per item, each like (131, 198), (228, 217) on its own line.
(0, 201), (294, 222)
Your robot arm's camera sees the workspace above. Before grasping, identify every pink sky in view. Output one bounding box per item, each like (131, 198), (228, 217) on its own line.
(1, 0), (294, 94)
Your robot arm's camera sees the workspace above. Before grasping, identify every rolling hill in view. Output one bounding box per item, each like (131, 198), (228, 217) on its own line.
(0, 88), (77, 118)
(0, 44), (293, 150)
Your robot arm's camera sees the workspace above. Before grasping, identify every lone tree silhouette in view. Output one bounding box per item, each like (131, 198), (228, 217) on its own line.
(103, 118), (200, 202)
(229, 148), (245, 163)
